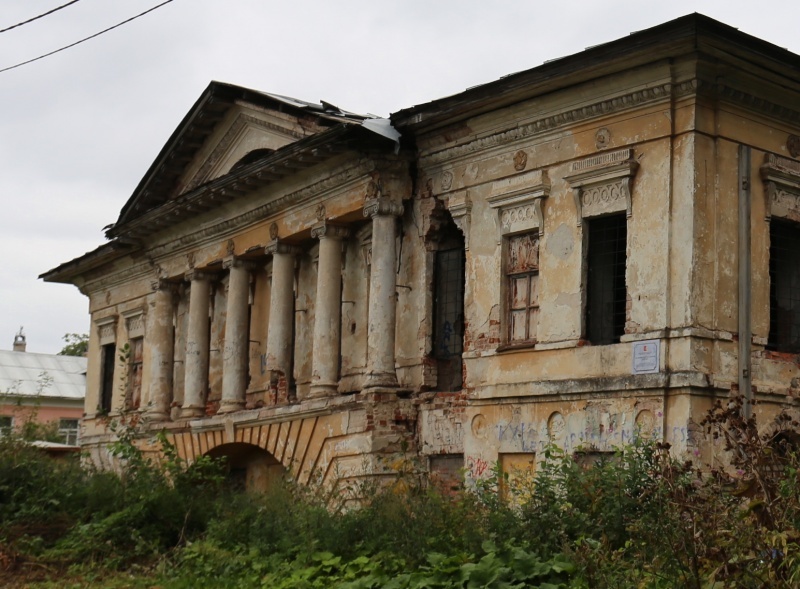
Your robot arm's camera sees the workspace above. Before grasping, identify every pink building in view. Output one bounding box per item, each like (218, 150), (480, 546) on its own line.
(0, 331), (86, 445)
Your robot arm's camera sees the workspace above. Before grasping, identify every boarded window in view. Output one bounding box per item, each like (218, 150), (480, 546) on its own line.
(506, 233), (539, 344)
(586, 214), (627, 345)
(499, 452), (535, 501)
(769, 219), (800, 353)
(434, 246), (465, 390)
(100, 343), (116, 413)
(128, 337), (144, 410)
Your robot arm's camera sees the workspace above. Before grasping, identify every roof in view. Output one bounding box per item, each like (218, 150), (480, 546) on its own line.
(0, 350), (86, 400)
(391, 13), (800, 132)
(113, 81), (378, 230)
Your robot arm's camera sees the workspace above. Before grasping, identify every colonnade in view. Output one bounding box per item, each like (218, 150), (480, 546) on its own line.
(145, 197), (403, 421)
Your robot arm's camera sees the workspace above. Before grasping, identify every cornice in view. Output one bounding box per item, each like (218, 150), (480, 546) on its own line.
(420, 83), (672, 167)
(420, 79), (800, 169)
(145, 158), (377, 260)
(80, 259), (153, 296)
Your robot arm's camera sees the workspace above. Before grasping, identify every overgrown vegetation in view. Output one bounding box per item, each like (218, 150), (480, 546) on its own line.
(2, 397), (800, 588)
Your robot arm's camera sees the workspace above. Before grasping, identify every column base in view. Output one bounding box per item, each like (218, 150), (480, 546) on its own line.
(307, 382), (338, 399)
(363, 372), (398, 390)
(144, 408), (170, 422)
(180, 405), (205, 419)
(217, 400), (246, 414)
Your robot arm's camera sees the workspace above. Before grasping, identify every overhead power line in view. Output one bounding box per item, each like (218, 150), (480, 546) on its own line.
(0, 0), (176, 74)
(0, 0), (83, 34)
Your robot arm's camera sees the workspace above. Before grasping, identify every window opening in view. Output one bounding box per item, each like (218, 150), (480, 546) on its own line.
(768, 219), (800, 352)
(506, 233), (539, 344)
(128, 337), (144, 410)
(100, 343), (116, 413)
(433, 225), (465, 391)
(58, 418), (79, 445)
(0, 416), (12, 437)
(586, 214), (627, 345)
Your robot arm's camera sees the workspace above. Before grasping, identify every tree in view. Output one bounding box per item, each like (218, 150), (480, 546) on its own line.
(59, 333), (88, 356)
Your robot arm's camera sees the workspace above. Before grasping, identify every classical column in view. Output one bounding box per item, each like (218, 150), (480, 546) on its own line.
(219, 259), (253, 414)
(363, 197), (404, 390)
(265, 241), (302, 392)
(145, 280), (175, 421)
(181, 271), (212, 418)
(309, 223), (350, 398)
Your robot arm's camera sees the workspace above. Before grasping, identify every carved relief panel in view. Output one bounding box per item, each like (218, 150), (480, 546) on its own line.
(565, 148), (638, 225)
(762, 154), (800, 223)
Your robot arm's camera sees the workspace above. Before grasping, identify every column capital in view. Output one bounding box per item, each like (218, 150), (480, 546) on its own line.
(363, 197), (404, 219)
(265, 239), (304, 256)
(311, 222), (351, 241)
(185, 269), (215, 282)
(222, 256), (256, 271)
(150, 278), (178, 292)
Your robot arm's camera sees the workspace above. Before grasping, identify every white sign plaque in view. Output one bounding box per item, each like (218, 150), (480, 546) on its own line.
(632, 339), (660, 374)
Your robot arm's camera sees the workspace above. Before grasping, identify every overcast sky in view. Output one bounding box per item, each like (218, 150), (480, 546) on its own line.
(1, 0), (798, 354)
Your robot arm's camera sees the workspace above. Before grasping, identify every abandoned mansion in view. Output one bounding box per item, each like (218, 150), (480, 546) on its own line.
(42, 14), (800, 489)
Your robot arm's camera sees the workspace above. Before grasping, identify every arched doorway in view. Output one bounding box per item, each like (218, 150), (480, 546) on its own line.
(206, 443), (286, 493)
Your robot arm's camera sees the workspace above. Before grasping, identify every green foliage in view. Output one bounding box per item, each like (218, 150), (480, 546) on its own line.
(58, 333), (88, 357)
(6, 397), (800, 588)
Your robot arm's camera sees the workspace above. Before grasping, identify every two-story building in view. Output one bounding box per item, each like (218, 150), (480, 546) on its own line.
(42, 14), (800, 490)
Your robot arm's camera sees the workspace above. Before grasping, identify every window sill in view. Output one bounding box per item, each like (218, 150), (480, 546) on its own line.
(496, 341), (537, 353)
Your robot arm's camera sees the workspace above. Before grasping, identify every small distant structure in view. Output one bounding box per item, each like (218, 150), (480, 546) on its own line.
(13, 327), (26, 352)
(0, 331), (87, 446)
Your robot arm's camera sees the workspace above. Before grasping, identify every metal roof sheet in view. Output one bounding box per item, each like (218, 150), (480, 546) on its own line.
(0, 350), (86, 400)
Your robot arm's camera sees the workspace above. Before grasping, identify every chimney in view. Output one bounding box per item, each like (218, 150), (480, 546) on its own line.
(13, 327), (26, 352)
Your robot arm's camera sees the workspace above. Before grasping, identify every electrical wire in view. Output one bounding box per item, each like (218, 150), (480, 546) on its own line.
(0, 0), (176, 74)
(0, 0), (83, 34)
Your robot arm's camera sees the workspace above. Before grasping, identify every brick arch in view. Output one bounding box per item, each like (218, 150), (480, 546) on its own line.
(165, 413), (360, 486)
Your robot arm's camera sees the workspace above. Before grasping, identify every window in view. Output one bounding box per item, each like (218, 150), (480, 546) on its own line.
(506, 233), (539, 345)
(434, 243), (465, 390)
(58, 418), (79, 445)
(127, 337), (144, 409)
(100, 342), (116, 413)
(0, 416), (12, 437)
(586, 214), (627, 345)
(768, 219), (800, 352)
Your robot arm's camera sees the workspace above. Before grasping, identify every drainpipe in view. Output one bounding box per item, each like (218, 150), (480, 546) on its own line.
(738, 144), (752, 419)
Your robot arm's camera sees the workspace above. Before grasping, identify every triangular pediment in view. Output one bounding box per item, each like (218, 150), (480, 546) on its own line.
(113, 82), (363, 231)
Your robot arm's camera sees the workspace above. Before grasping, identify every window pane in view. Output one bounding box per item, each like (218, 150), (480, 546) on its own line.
(529, 275), (539, 305)
(511, 276), (530, 309)
(510, 310), (528, 341)
(508, 234), (539, 274)
(528, 307), (539, 340)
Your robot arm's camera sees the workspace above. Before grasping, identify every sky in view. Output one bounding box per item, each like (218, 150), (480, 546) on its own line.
(1, 0), (799, 354)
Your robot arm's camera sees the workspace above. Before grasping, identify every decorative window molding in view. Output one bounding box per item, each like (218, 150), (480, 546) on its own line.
(488, 170), (550, 237)
(762, 153), (800, 222)
(565, 148), (638, 226)
(446, 190), (472, 250)
(95, 316), (117, 346)
(121, 308), (145, 339)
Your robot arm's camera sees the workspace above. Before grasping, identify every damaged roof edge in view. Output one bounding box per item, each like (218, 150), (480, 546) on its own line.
(390, 13), (800, 130)
(117, 81), (379, 228)
(39, 241), (131, 284)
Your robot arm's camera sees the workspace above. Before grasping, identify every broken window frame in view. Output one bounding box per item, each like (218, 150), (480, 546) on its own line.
(585, 213), (627, 346)
(127, 336), (144, 410)
(503, 232), (540, 348)
(768, 218), (800, 353)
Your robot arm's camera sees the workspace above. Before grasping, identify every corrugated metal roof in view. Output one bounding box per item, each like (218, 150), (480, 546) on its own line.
(0, 350), (86, 400)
